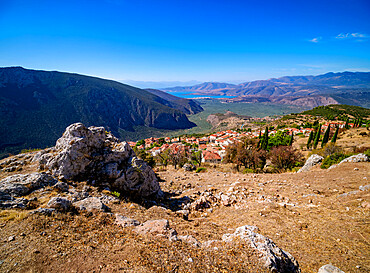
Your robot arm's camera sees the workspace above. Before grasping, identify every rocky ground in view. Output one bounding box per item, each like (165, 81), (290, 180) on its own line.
(0, 123), (369, 273)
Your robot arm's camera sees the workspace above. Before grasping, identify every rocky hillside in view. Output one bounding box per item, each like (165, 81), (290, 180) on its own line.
(0, 67), (199, 158)
(0, 123), (368, 272)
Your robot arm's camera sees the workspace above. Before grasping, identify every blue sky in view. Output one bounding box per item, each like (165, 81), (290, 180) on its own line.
(0, 0), (369, 84)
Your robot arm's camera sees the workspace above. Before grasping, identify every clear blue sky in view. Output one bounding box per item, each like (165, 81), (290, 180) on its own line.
(0, 0), (369, 83)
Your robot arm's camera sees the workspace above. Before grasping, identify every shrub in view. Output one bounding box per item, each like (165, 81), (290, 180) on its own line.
(321, 153), (349, 169)
(269, 146), (304, 171)
(195, 167), (207, 173)
(242, 168), (255, 174)
(111, 191), (120, 198)
(311, 143), (343, 157)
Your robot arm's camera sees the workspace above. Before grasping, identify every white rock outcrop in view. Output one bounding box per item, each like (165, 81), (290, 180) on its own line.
(298, 154), (324, 173)
(318, 264), (345, 273)
(338, 153), (368, 164)
(38, 123), (162, 198)
(222, 225), (301, 273)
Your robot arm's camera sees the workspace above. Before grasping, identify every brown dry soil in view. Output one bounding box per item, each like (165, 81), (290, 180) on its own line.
(0, 160), (369, 272)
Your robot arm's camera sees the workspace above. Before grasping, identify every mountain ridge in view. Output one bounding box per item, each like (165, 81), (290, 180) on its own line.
(161, 71), (370, 108)
(0, 67), (200, 158)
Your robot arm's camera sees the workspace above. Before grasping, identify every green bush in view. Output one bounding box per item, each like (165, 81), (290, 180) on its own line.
(321, 153), (349, 169)
(195, 167), (207, 173)
(111, 191), (121, 198)
(364, 149), (370, 158)
(242, 168), (255, 174)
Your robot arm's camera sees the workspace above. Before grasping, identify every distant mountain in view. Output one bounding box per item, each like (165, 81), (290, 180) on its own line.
(163, 82), (237, 93)
(162, 72), (370, 108)
(121, 80), (202, 89)
(272, 72), (370, 87)
(0, 67), (198, 158)
(145, 89), (203, 115)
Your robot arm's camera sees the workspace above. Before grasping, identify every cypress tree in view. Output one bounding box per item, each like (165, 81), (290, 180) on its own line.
(289, 132), (294, 146)
(261, 127), (269, 150)
(331, 127), (339, 143)
(321, 124), (330, 148)
(344, 118), (349, 129)
(258, 131), (262, 139)
(307, 131), (314, 149)
(313, 124), (321, 149)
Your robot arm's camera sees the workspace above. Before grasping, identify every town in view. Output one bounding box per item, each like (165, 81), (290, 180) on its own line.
(128, 120), (353, 165)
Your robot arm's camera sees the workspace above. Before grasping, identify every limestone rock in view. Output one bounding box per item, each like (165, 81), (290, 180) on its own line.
(73, 197), (110, 212)
(338, 153), (368, 164)
(115, 214), (140, 227)
(0, 173), (57, 199)
(134, 219), (177, 240)
(222, 225), (300, 273)
(178, 235), (200, 247)
(220, 194), (231, 206)
(38, 123), (162, 198)
(298, 154), (324, 173)
(47, 197), (72, 212)
(318, 264), (345, 273)
(175, 209), (189, 220)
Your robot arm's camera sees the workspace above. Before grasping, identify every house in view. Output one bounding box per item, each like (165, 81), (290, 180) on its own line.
(202, 151), (222, 164)
(150, 147), (161, 156)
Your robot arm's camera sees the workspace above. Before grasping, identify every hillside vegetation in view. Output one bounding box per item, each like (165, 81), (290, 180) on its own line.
(301, 104), (370, 119)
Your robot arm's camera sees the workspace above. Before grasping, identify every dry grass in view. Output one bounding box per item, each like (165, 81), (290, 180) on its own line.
(0, 210), (28, 222)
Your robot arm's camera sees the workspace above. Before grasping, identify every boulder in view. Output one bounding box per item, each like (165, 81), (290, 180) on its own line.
(115, 214), (140, 227)
(298, 154), (324, 173)
(0, 173), (57, 199)
(47, 197), (72, 212)
(222, 225), (300, 273)
(134, 219), (177, 240)
(318, 264), (345, 273)
(178, 235), (200, 247)
(73, 197), (110, 212)
(183, 163), (195, 171)
(38, 123), (162, 198)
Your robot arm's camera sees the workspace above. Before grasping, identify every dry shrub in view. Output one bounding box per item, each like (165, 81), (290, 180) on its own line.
(269, 146), (304, 171)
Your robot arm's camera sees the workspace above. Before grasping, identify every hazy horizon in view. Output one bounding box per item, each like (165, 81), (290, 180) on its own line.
(1, 0), (369, 83)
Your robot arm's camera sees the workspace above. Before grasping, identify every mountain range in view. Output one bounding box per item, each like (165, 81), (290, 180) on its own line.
(162, 72), (370, 108)
(0, 67), (202, 158)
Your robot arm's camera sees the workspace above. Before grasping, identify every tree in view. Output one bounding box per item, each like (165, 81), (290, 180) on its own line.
(190, 150), (202, 167)
(321, 125), (330, 148)
(136, 139), (145, 147)
(268, 130), (290, 148)
(134, 148), (155, 167)
(168, 149), (183, 169)
(225, 138), (267, 171)
(344, 118), (349, 129)
(260, 127), (269, 150)
(313, 124), (321, 149)
(156, 149), (170, 167)
(288, 132), (294, 146)
(331, 127), (339, 143)
(269, 146), (304, 171)
(224, 143), (238, 163)
(307, 131), (314, 149)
